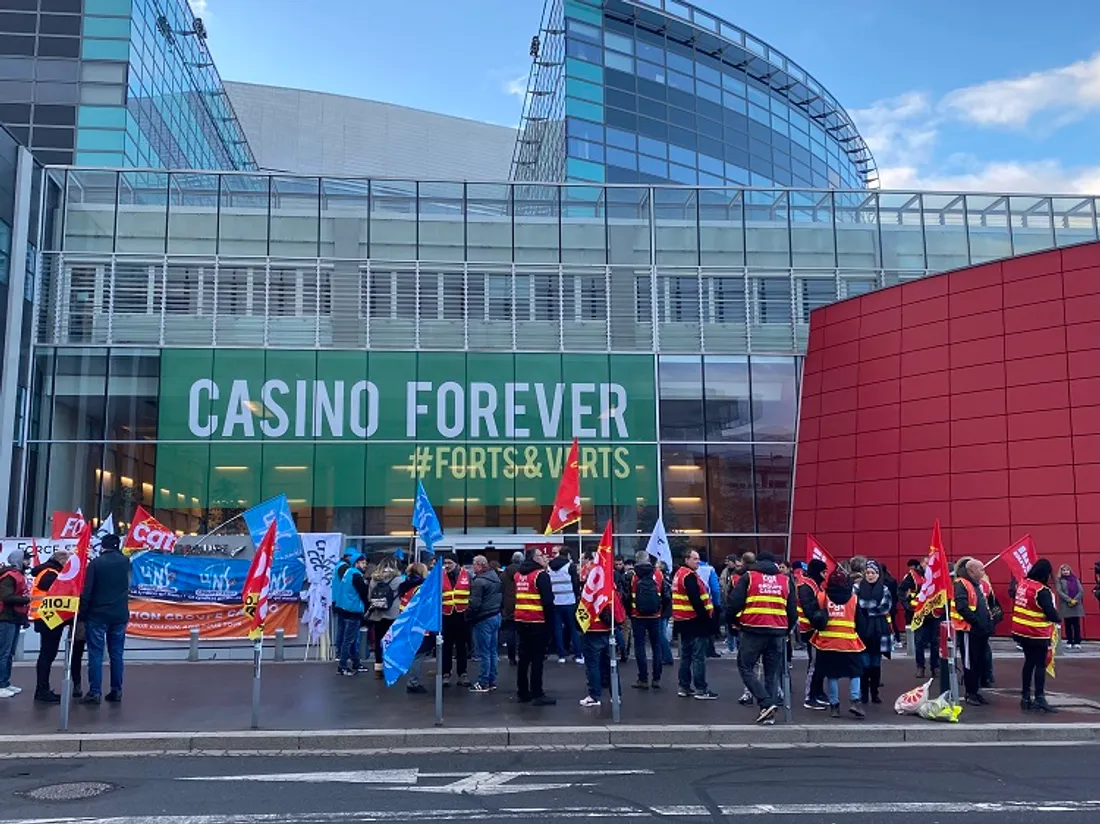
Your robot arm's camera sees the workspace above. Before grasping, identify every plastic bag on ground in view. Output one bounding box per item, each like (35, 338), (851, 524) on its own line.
(916, 691), (963, 723)
(894, 679), (933, 715)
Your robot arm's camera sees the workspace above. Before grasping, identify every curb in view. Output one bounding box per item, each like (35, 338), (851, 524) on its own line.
(4, 723), (1100, 755)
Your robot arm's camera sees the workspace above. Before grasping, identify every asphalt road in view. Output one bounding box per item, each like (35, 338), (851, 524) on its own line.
(2, 745), (1099, 823)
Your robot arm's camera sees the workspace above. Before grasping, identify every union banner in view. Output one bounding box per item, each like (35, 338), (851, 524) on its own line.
(126, 599), (299, 640)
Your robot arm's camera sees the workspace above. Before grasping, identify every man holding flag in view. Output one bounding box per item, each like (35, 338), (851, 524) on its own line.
(578, 522), (622, 707)
(241, 521), (275, 729)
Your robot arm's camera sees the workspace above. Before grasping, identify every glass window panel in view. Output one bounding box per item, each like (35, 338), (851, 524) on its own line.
(567, 137), (604, 163)
(566, 18), (602, 42)
(270, 175), (320, 258)
(116, 170), (167, 254)
(700, 189), (744, 267)
(662, 444), (707, 534)
(606, 146), (637, 170)
(565, 97), (604, 121)
(604, 30), (634, 55)
(637, 41), (664, 65)
(658, 356), (704, 440)
(565, 156), (605, 182)
(606, 126), (636, 150)
(966, 195), (1011, 264)
(750, 356), (798, 441)
(169, 172), (218, 255)
(566, 56), (603, 83)
(638, 135), (666, 159)
(639, 154), (668, 178)
(746, 190), (790, 267)
(753, 443), (793, 533)
(668, 164), (696, 185)
(83, 15), (131, 37)
(566, 76), (604, 103)
(564, 0), (602, 24)
(695, 80), (721, 104)
(566, 38), (603, 64)
(666, 51), (693, 75)
(706, 443), (754, 532)
(604, 50), (633, 73)
(82, 38), (129, 60)
(922, 194), (969, 271)
(667, 70), (693, 93)
(567, 117), (604, 142)
(637, 59), (665, 84)
(703, 356), (751, 440)
(1052, 197), (1097, 248)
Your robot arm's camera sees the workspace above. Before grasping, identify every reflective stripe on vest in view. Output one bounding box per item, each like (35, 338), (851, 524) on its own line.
(1012, 578), (1054, 640)
(950, 579), (978, 632)
(549, 563), (576, 606)
(514, 570), (545, 623)
(739, 570), (790, 630)
(906, 570), (924, 609)
(672, 566), (712, 622)
(796, 577), (820, 634)
(810, 595), (865, 652)
(442, 568), (471, 615)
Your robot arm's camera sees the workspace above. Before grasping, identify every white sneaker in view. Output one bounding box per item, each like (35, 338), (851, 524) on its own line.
(0, 687), (15, 698)
(575, 656), (584, 664)
(579, 695), (601, 707)
(6, 686), (21, 695)
(558, 657), (566, 664)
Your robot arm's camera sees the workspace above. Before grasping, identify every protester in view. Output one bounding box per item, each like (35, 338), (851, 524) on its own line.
(719, 555), (741, 654)
(332, 555), (370, 676)
(810, 568), (867, 719)
(30, 548), (72, 703)
(1012, 558), (1061, 713)
(500, 551), (523, 667)
(439, 555), (471, 688)
(726, 551), (797, 724)
(882, 563), (903, 648)
(1056, 564), (1086, 650)
(734, 551), (756, 704)
(952, 558), (994, 707)
(79, 534), (131, 705)
(855, 560), (892, 704)
(697, 556), (722, 659)
(397, 562), (431, 695)
(579, 574), (625, 708)
(514, 547), (556, 706)
(980, 570), (1002, 688)
(657, 560), (674, 666)
(466, 555), (502, 693)
(797, 558), (829, 710)
(548, 547), (583, 664)
(627, 549), (669, 690)
(0, 549), (31, 699)
(334, 549), (356, 584)
(613, 556), (631, 662)
(366, 557), (402, 679)
(673, 549), (717, 700)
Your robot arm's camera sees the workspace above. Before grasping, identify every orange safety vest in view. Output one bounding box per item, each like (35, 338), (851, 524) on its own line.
(950, 579), (978, 632)
(28, 567), (54, 622)
(672, 566), (712, 622)
(514, 570), (545, 623)
(630, 569), (665, 619)
(399, 583), (421, 612)
(796, 576), (820, 634)
(810, 594), (865, 652)
(1011, 578), (1054, 640)
(442, 568), (471, 616)
(739, 571), (790, 630)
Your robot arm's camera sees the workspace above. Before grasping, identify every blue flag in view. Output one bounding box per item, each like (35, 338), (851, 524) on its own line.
(381, 560), (442, 686)
(412, 481), (443, 550)
(242, 494), (302, 561)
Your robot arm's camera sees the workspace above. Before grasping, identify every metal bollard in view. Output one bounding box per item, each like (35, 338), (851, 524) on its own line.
(15, 629), (25, 662)
(274, 628), (285, 662)
(360, 627), (369, 661)
(905, 626), (915, 658)
(188, 628), (199, 662)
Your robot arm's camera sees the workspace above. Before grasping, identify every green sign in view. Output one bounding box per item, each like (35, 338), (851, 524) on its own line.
(155, 350), (658, 510)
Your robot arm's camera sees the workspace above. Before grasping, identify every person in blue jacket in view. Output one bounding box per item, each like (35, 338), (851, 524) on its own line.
(333, 555), (371, 676)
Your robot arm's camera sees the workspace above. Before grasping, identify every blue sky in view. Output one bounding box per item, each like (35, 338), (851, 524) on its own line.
(194, 0), (1100, 192)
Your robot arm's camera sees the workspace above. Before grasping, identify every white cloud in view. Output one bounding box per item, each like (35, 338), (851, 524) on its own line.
(189, 0), (210, 16)
(503, 73), (528, 101)
(942, 53), (1100, 129)
(851, 54), (1100, 193)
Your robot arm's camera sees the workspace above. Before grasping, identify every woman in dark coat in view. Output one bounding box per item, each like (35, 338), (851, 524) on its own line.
(855, 560), (893, 704)
(811, 569), (868, 719)
(1012, 559), (1061, 713)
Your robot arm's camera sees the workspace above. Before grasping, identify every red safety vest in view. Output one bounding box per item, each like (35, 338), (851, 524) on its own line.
(950, 579), (978, 632)
(1011, 578), (1054, 640)
(514, 570), (545, 623)
(739, 571), (790, 630)
(399, 583), (420, 612)
(810, 594), (865, 652)
(442, 568), (471, 616)
(588, 591), (626, 632)
(630, 569), (664, 618)
(0, 568), (29, 621)
(796, 576), (820, 634)
(672, 566), (712, 622)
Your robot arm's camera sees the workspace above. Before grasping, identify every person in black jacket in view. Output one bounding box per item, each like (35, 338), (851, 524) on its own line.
(1013, 558), (1061, 713)
(79, 534), (131, 705)
(466, 555), (503, 693)
(726, 552), (798, 723)
(31, 549), (80, 704)
(954, 558), (994, 707)
(676, 549), (718, 700)
(500, 551), (523, 667)
(798, 558), (829, 709)
(515, 548), (556, 706)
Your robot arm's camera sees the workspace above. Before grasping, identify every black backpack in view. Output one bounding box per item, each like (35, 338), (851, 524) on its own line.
(633, 573), (661, 616)
(369, 580), (396, 611)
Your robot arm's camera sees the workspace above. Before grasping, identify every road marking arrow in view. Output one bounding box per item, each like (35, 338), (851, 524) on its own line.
(405, 772), (585, 796)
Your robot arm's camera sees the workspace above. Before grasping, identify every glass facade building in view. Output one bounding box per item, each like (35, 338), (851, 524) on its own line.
(20, 169), (1100, 559)
(512, 0), (875, 190)
(0, 0), (254, 170)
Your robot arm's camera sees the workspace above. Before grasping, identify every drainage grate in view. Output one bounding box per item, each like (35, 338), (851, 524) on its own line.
(16, 781), (116, 802)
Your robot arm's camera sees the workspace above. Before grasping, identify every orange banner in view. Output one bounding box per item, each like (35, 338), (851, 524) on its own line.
(126, 598), (299, 640)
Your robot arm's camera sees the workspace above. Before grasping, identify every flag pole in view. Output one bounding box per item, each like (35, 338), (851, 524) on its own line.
(58, 623), (74, 732)
(435, 545), (444, 728)
(607, 521), (621, 724)
(250, 632), (263, 730)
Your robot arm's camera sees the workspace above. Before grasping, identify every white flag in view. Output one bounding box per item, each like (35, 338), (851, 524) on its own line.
(90, 514), (114, 560)
(645, 517), (672, 571)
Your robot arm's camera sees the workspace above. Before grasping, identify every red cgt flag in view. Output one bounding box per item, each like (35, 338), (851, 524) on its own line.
(993, 534), (1037, 582)
(805, 534), (838, 576)
(545, 438), (582, 535)
(242, 520), (276, 640)
(911, 519), (951, 630)
(123, 505), (180, 554)
(575, 520), (615, 633)
(39, 521), (91, 630)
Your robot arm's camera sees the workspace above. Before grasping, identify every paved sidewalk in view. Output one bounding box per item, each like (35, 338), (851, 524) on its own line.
(2, 647), (1098, 737)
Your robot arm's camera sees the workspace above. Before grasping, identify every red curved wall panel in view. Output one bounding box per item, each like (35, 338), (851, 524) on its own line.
(791, 242), (1100, 636)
